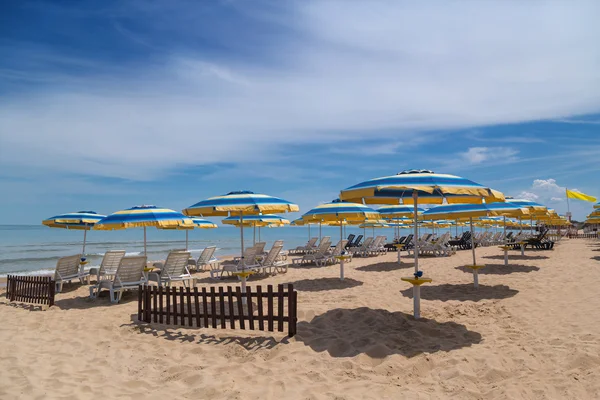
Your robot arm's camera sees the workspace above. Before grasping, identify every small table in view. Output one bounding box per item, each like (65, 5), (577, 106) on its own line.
(232, 270), (255, 304)
(498, 245), (510, 266)
(463, 264), (485, 288)
(335, 255), (352, 280)
(517, 241), (526, 256)
(394, 243), (405, 263)
(401, 276), (432, 320)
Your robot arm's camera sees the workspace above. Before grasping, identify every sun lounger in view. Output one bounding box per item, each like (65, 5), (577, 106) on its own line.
(289, 237), (318, 255)
(292, 238), (332, 266)
(89, 250), (126, 283)
(188, 246), (218, 272)
(147, 251), (193, 287)
(89, 256), (148, 303)
(215, 247), (261, 279)
(259, 244), (288, 274)
(54, 254), (89, 293)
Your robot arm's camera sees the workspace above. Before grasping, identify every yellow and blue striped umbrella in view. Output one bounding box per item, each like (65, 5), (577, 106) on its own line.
(183, 191), (299, 217)
(95, 205), (193, 255)
(377, 205), (425, 218)
(184, 191), (298, 266)
(340, 169), (505, 319)
(301, 200), (380, 223)
(43, 211), (106, 255)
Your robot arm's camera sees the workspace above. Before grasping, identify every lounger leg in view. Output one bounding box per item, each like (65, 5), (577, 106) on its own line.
(89, 285), (98, 299)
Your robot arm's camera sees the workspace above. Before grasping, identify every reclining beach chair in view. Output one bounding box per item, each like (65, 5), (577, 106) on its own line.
(54, 254), (88, 293)
(292, 238), (332, 266)
(214, 247), (261, 279)
(188, 246), (218, 272)
(147, 251), (193, 287)
(259, 244), (288, 274)
(348, 234), (363, 249)
(350, 237), (373, 255)
(89, 256), (148, 303)
(89, 250), (126, 283)
(290, 237), (318, 255)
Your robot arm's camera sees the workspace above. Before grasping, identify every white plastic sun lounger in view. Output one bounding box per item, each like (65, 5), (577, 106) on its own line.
(89, 256), (148, 303)
(148, 251), (193, 287)
(89, 250), (126, 283)
(188, 246), (218, 272)
(54, 254), (89, 293)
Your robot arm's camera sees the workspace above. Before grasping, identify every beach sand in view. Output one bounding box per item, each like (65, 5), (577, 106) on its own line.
(1, 240), (600, 399)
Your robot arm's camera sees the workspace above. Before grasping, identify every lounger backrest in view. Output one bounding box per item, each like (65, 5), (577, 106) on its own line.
(313, 239), (332, 255)
(162, 251), (191, 278)
(240, 247), (258, 267)
(55, 254), (82, 280)
(100, 250), (126, 276)
(114, 256), (147, 286)
(354, 235), (363, 246)
(272, 240), (284, 249)
(254, 242), (267, 254)
(346, 234), (355, 244)
(262, 244), (283, 267)
(307, 237), (318, 247)
(361, 237), (374, 249)
(405, 234), (413, 245)
(318, 236), (331, 246)
(331, 240), (348, 255)
(197, 246), (217, 264)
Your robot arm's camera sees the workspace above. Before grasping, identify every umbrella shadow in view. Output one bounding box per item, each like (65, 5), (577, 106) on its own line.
(54, 290), (139, 310)
(591, 256), (600, 262)
(356, 262), (414, 272)
(456, 264), (540, 275)
(285, 278), (363, 292)
(295, 307), (482, 358)
(483, 255), (549, 261)
(400, 283), (518, 302)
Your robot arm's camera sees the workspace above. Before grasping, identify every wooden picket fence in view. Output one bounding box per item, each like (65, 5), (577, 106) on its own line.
(568, 233), (598, 239)
(6, 275), (55, 306)
(138, 284), (297, 337)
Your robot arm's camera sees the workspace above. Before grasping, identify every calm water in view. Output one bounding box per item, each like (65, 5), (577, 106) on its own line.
(0, 224), (441, 276)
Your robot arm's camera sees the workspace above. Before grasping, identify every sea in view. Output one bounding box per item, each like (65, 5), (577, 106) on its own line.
(0, 224), (442, 277)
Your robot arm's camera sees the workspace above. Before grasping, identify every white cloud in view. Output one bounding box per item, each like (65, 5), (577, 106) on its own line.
(1, 1), (600, 180)
(517, 191), (539, 201)
(459, 147), (518, 165)
(550, 197), (564, 202)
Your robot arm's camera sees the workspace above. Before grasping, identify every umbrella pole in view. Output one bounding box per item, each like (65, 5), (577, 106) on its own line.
(319, 222), (322, 240)
(253, 223), (256, 246)
(340, 222), (344, 280)
(259, 226), (261, 242)
(503, 216), (508, 266)
(308, 224), (311, 240)
(82, 227), (88, 255)
(413, 192), (422, 319)
(144, 226), (147, 256)
(239, 213), (248, 304)
(186, 230), (189, 251)
(469, 217), (479, 288)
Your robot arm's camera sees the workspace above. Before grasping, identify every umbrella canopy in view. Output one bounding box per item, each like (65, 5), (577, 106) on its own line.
(222, 214), (290, 227)
(377, 205), (425, 218)
(94, 205), (193, 254)
(42, 211), (106, 254)
(184, 191), (298, 295)
(302, 200), (379, 279)
(340, 169), (504, 319)
(183, 191), (299, 217)
(594, 202), (600, 210)
(504, 198), (548, 214)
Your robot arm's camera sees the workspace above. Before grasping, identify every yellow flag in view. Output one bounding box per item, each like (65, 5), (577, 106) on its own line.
(566, 189), (597, 203)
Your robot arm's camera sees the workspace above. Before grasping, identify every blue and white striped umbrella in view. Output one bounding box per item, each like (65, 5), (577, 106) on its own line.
(184, 191), (299, 272)
(340, 169), (505, 319)
(95, 205), (193, 255)
(157, 217), (217, 251)
(43, 211), (106, 255)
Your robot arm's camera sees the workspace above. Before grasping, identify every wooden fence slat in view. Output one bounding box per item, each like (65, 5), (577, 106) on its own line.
(194, 287), (201, 328)
(166, 286), (171, 325)
(152, 286), (158, 323)
(291, 288), (298, 337)
(267, 285), (274, 332)
(247, 286), (254, 330)
(186, 287), (193, 328)
(179, 287), (186, 326)
(202, 287), (209, 328)
(172, 286), (178, 325)
(159, 286), (164, 324)
(137, 285), (143, 320)
(277, 284), (284, 332)
(236, 287), (245, 330)
(49, 278), (55, 307)
(210, 287), (217, 329)
(227, 286), (235, 329)
(218, 287), (226, 329)
(256, 286), (264, 331)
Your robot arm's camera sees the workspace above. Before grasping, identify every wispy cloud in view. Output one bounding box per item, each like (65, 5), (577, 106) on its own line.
(458, 147), (519, 165)
(1, 1), (600, 181)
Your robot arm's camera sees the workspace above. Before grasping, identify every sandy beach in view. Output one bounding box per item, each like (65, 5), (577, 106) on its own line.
(1, 240), (600, 399)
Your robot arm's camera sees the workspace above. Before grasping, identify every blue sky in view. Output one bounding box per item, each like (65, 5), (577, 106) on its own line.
(1, 0), (599, 224)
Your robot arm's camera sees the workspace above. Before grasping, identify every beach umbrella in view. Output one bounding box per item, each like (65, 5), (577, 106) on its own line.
(42, 211), (106, 256)
(157, 217), (217, 251)
(340, 169), (504, 318)
(302, 200), (380, 280)
(423, 202), (529, 286)
(222, 214), (290, 245)
(184, 191), (298, 297)
(94, 205), (193, 255)
(378, 205), (424, 242)
(359, 220), (389, 237)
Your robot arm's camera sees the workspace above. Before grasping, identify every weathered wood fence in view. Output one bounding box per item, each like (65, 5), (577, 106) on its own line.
(6, 275), (55, 306)
(138, 284), (297, 337)
(568, 233), (598, 239)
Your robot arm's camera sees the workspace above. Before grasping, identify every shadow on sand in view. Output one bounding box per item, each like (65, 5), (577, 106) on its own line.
(285, 278), (363, 292)
(483, 254), (549, 261)
(400, 283), (518, 302)
(456, 264), (540, 275)
(356, 262), (414, 273)
(295, 307), (482, 358)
